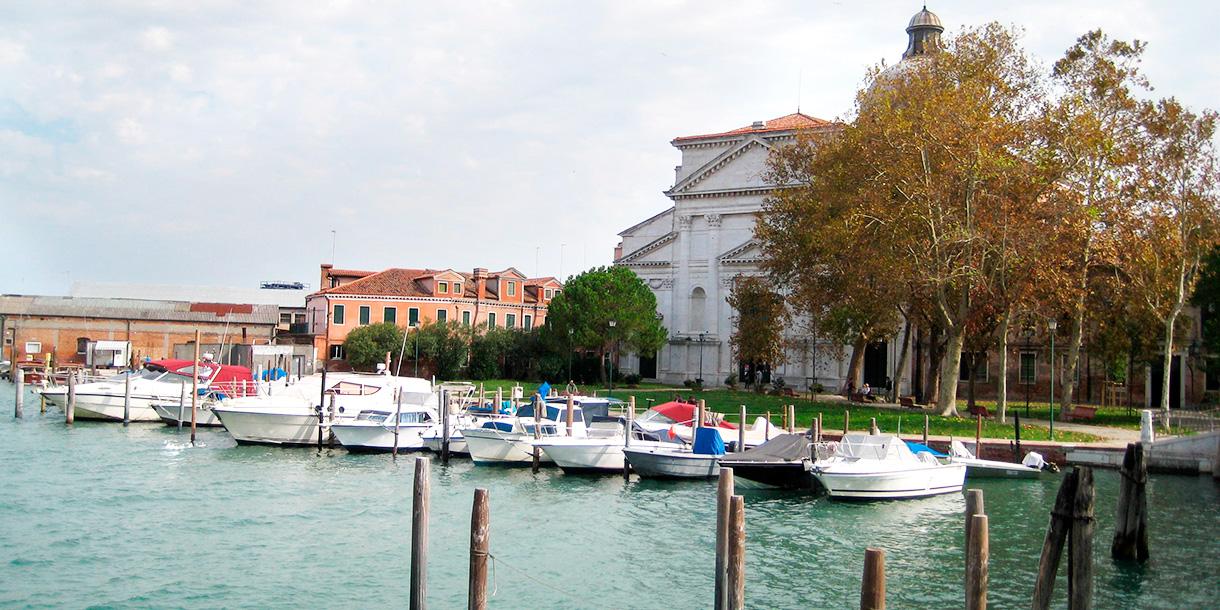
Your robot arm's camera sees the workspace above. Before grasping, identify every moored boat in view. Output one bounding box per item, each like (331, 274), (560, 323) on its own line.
(623, 427), (725, 479)
(811, 433), (966, 500)
(45, 359), (253, 422)
(718, 433), (815, 490)
(946, 440), (1049, 479)
(535, 418), (681, 474)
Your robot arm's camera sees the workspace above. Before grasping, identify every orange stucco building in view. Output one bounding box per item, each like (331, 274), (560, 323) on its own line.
(308, 264), (562, 362)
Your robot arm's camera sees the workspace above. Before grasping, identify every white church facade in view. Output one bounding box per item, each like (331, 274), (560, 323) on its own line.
(612, 7), (959, 394)
(614, 112), (914, 393)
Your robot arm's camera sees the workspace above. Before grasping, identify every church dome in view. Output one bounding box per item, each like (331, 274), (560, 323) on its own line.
(907, 7), (943, 32)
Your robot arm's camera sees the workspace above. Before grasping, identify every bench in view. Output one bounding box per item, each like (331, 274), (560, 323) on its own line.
(899, 396), (919, 408)
(1064, 405), (1098, 421)
(967, 404), (992, 418)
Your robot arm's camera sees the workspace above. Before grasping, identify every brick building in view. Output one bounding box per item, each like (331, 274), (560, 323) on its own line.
(0, 295), (278, 369)
(308, 264), (562, 364)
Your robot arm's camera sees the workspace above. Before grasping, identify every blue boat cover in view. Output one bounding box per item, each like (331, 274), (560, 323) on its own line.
(904, 440), (947, 457)
(693, 427), (725, 456)
(537, 381), (551, 399)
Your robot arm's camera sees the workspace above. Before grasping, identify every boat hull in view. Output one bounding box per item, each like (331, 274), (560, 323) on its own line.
(956, 458), (1041, 479)
(463, 429), (551, 465)
(718, 460), (814, 490)
(623, 448), (720, 479)
(813, 464), (966, 500)
(538, 439), (673, 474)
(151, 403), (221, 427)
(422, 434), (469, 455)
(67, 394), (165, 422)
(331, 423), (430, 453)
(212, 408), (329, 447)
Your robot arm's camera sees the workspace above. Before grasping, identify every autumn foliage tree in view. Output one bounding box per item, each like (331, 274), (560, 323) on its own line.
(725, 275), (790, 390)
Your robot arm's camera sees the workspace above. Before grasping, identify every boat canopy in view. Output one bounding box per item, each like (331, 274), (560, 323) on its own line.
(908, 441), (949, 458)
(837, 434), (918, 462)
(726, 433), (810, 462)
(692, 427), (725, 456)
(144, 359), (252, 385)
(646, 402), (737, 429)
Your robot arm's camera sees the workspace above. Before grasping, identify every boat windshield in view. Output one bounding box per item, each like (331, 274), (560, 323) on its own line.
(637, 409), (676, 425)
(356, 410), (393, 422)
(394, 411), (432, 424)
(134, 369), (170, 382)
(327, 381), (382, 396)
(523, 424), (558, 436)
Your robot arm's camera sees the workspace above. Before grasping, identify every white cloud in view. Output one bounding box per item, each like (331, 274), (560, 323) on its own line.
(0, 0), (1216, 294)
(141, 26), (173, 51)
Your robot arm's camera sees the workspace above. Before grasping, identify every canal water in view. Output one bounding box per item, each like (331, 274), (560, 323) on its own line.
(1, 387), (1216, 609)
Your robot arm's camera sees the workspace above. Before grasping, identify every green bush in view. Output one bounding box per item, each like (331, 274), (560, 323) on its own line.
(343, 323), (404, 371)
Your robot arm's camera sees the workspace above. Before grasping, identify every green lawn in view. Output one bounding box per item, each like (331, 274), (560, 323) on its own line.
(456, 382), (1101, 442)
(973, 399), (1144, 430)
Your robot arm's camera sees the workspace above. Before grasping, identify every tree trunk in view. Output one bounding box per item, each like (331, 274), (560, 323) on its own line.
(889, 315), (913, 403)
(927, 326), (944, 408)
(1159, 314), (1178, 413)
(846, 334), (867, 391)
(937, 325), (966, 416)
(1061, 308), (1084, 417)
(996, 311), (1011, 423)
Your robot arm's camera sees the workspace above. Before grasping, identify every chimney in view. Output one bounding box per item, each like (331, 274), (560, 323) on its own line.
(473, 267), (488, 300)
(751, 120), (766, 129)
(320, 264), (333, 290)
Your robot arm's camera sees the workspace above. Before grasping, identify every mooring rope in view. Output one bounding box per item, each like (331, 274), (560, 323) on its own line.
(486, 551), (616, 608)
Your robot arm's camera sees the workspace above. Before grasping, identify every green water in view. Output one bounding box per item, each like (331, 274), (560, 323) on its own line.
(1, 386), (1217, 609)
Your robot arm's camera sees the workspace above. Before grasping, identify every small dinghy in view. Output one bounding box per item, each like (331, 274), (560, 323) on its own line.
(718, 433), (815, 490)
(946, 440), (1052, 479)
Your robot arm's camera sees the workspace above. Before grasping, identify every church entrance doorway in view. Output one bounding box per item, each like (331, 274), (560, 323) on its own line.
(863, 341), (889, 391)
(638, 352), (657, 380)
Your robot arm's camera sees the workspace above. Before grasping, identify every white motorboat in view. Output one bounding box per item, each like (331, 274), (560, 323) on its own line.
(463, 397), (611, 465)
(947, 440), (1047, 479)
(212, 371), (431, 447)
(42, 359), (254, 422)
(330, 401), (439, 453)
(633, 401), (777, 449)
(151, 400), (223, 427)
(535, 418), (682, 474)
(623, 427), (726, 479)
(811, 433), (966, 500)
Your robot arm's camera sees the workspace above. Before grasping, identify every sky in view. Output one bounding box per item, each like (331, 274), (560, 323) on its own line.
(1, 0), (1216, 295)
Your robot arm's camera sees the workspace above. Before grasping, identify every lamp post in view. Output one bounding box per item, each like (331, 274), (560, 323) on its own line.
(1048, 318), (1058, 440)
(1021, 323), (1035, 417)
(413, 326), (420, 377)
(697, 331), (706, 388)
(567, 327), (574, 383)
(608, 320), (617, 397)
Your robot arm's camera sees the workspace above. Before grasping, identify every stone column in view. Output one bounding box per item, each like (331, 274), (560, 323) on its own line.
(706, 213), (723, 383)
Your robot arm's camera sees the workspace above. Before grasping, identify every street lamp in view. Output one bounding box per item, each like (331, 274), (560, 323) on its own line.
(567, 327), (574, 384)
(1021, 323), (1035, 417)
(1048, 318), (1058, 441)
(697, 331), (707, 388)
(608, 320), (617, 397)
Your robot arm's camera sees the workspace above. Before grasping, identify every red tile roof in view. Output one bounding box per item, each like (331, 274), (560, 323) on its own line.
(327, 268), (375, 278)
(313, 268), (558, 305)
(673, 112), (832, 143)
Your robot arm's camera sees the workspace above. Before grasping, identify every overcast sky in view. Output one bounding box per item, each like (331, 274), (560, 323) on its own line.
(1, 0), (1216, 295)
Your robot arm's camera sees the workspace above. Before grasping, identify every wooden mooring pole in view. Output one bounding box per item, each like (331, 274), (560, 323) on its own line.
(13, 366), (24, 418)
(1031, 468), (1079, 610)
(965, 489), (985, 555)
(123, 368), (132, 425)
(974, 414), (982, 456)
(411, 457), (431, 610)
(922, 414), (929, 445)
(860, 547), (886, 610)
(966, 514), (989, 610)
(623, 396), (634, 479)
(65, 372), (76, 425)
(870, 417), (878, 435)
(738, 405), (746, 452)
(177, 379), (186, 432)
(1068, 466), (1095, 609)
(844, 410), (850, 435)
(191, 330), (200, 443)
(467, 487), (490, 610)
(816, 413), (823, 442)
(1013, 414), (1021, 461)
(714, 467), (734, 610)
(392, 387), (402, 459)
(726, 494), (746, 610)
(1111, 442), (1149, 562)
(531, 393), (542, 473)
(316, 368), (327, 451)
(440, 389), (450, 465)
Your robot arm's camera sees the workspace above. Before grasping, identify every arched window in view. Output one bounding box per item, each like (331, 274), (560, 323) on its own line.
(689, 287), (706, 332)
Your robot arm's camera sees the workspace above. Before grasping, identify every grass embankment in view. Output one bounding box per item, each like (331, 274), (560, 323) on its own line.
(456, 381), (1101, 442)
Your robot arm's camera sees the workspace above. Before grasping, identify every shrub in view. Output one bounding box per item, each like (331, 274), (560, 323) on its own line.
(624, 373), (642, 387)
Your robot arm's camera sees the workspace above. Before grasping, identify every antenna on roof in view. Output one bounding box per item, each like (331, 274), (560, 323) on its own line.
(796, 67), (803, 113)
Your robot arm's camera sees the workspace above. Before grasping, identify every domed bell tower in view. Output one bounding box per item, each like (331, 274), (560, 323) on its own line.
(903, 6), (943, 59)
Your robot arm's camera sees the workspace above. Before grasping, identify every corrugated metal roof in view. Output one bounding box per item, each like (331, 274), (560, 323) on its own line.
(70, 282), (307, 309)
(0, 295), (279, 325)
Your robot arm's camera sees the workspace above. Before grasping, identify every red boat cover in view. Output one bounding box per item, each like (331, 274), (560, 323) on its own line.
(651, 401), (738, 429)
(146, 359), (253, 384)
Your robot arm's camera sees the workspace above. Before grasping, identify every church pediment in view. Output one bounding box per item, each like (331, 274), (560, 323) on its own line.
(667, 136), (777, 197)
(719, 239), (764, 265)
(616, 232), (676, 267)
